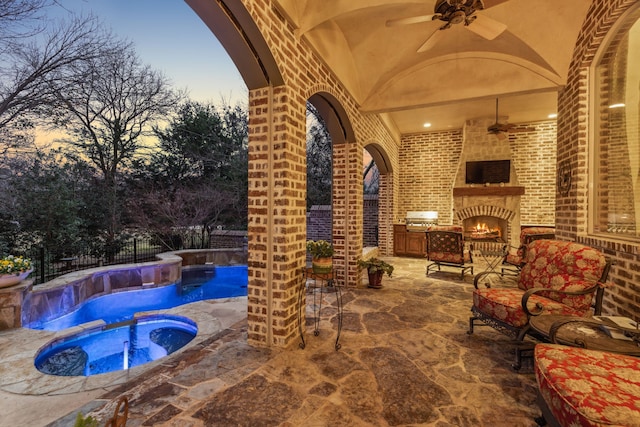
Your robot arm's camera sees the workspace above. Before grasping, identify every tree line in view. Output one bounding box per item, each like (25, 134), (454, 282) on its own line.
(0, 1), (339, 261)
(0, 0), (249, 259)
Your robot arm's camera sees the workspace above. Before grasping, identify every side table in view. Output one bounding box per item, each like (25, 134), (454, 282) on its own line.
(298, 268), (343, 351)
(477, 245), (507, 276)
(513, 315), (640, 369)
(531, 314), (640, 355)
(472, 244), (511, 288)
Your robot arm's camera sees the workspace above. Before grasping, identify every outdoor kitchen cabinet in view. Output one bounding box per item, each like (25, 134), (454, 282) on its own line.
(393, 225), (426, 257)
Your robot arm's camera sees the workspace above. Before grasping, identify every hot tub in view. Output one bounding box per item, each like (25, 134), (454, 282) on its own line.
(34, 314), (197, 376)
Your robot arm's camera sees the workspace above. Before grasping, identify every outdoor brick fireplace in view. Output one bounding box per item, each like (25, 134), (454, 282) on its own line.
(452, 119), (524, 248)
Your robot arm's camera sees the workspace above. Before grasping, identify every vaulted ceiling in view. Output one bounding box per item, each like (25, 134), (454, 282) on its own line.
(272, 0), (591, 134)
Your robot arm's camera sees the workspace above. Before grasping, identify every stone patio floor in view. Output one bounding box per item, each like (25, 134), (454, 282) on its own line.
(1, 256), (542, 426)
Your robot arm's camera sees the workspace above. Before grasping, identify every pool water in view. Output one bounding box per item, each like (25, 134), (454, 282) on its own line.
(29, 265), (248, 331)
(32, 265), (247, 377)
(34, 315), (197, 376)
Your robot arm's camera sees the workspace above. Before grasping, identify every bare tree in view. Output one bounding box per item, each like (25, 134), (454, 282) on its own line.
(129, 185), (236, 250)
(0, 1), (124, 154)
(306, 102), (332, 208)
(0, 0), (48, 41)
(58, 46), (181, 184)
(55, 45), (182, 245)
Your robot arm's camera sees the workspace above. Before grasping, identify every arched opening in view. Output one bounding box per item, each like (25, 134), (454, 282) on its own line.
(363, 149), (380, 248)
(364, 143), (392, 254)
(306, 102), (333, 244)
(305, 92), (357, 245)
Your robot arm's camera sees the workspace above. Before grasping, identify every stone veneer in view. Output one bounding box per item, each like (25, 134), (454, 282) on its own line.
(0, 249), (246, 331)
(452, 119), (524, 246)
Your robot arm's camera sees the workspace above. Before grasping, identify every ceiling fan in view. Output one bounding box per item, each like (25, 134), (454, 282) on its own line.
(386, 0), (509, 53)
(487, 98), (535, 139)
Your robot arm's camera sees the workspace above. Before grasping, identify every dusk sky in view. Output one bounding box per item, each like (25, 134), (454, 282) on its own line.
(55, 0), (247, 106)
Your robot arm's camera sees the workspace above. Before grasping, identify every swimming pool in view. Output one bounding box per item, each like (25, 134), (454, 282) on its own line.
(27, 265), (248, 331)
(35, 314), (197, 376)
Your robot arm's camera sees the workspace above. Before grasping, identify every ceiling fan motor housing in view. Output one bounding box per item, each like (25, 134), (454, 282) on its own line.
(434, 0), (485, 21)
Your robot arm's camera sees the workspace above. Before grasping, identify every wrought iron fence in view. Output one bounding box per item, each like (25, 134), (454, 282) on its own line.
(24, 238), (165, 285)
(22, 231), (247, 285)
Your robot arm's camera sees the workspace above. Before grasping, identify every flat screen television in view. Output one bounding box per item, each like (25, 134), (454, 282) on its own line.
(465, 160), (510, 184)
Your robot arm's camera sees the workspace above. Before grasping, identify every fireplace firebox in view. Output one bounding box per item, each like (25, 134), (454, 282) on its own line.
(463, 216), (507, 242)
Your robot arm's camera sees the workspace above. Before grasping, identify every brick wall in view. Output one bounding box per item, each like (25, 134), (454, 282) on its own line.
(363, 195), (379, 247)
(557, 0), (640, 319)
(397, 122), (556, 227)
(398, 130), (463, 224)
(307, 196), (378, 248)
(306, 206), (332, 242)
(509, 122), (557, 226)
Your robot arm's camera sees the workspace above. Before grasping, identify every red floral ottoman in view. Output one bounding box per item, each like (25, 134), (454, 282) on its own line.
(534, 344), (640, 427)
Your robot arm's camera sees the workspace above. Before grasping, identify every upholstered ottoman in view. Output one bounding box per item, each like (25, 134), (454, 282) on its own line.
(534, 344), (640, 427)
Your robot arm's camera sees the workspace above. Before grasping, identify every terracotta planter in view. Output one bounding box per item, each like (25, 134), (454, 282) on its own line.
(367, 271), (384, 289)
(0, 269), (32, 289)
(312, 257), (333, 274)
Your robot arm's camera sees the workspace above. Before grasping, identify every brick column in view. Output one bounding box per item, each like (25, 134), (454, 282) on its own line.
(247, 85), (306, 347)
(333, 142), (363, 287)
(378, 171), (394, 256)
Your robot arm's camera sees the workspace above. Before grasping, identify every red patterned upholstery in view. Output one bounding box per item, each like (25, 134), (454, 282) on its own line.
(426, 228), (473, 279)
(472, 288), (586, 329)
(534, 344), (640, 427)
(470, 239), (610, 340)
(518, 240), (607, 310)
(427, 225), (463, 232)
(502, 227), (555, 275)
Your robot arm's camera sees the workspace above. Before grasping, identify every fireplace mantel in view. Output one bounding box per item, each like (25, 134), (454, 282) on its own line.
(453, 186), (525, 197)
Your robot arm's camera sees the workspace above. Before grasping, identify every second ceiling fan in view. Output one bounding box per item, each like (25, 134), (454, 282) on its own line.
(386, 0), (509, 53)
(487, 98), (535, 140)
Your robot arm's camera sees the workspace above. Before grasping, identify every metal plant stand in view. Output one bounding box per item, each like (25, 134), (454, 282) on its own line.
(298, 268), (343, 351)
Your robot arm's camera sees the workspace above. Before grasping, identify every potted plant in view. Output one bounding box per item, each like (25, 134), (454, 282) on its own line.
(0, 255), (33, 288)
(357, 257), (394, 289)
(306, 240), (334, 274)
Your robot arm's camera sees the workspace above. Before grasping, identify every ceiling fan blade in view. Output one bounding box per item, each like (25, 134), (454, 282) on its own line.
(386, 14), (436, 27)
(417, 28), (447, 53)
(494, 131), (508, 140)
(466, 14), (507, 40)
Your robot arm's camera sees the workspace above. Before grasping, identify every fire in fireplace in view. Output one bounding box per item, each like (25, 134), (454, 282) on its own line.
(463, 216), (507, 242)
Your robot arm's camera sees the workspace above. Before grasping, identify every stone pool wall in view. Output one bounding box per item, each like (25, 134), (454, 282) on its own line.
(0, 248), (246, 330)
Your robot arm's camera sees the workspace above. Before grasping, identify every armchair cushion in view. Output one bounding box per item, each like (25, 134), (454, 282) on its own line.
(427, 225), (463, 232)
(519, 241), (608, 312)
(503, 227), (555, 273)
(534, 344), (640, 427)
(472, 288), (586, 329)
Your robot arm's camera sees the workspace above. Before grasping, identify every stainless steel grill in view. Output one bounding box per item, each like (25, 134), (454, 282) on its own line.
(405, 211), (438, 232)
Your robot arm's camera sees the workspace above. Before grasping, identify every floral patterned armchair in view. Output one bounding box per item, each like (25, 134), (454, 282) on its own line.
(501, 227), (556, 276)
(468, 239), (611, 343)
(425, 227), (473, 279)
